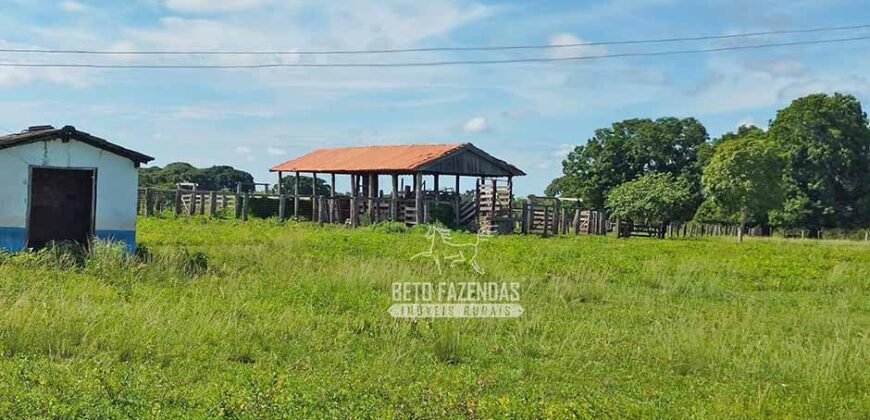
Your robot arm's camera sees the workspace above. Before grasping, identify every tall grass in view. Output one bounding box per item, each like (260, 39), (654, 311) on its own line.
(0, 218), (866, 417)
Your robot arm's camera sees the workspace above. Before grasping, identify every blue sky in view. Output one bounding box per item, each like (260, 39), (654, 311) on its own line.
(1, 0), (869, 195)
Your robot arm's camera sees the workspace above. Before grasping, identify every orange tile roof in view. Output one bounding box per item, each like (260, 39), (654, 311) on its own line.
(270, 144), (465, 173)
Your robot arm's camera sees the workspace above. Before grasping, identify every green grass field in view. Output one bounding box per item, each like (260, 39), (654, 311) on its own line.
(0, 217), (867, 418)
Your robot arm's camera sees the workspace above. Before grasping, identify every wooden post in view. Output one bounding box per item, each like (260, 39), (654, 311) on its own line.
(475, 178), (481, 229)
(490, 178), (498, 232)
(507, 176), (514, 233)
(351, 174), (360, 227)
(242, 192), (249, 221)
(311, 173), (318, 221)
(433, 175), (439, 197)
(368, 173), (376, 221)
(188, 190), (197, 216)
(520, 202), (528, 234)
(543, 206), (550, 237)
(277, 171), (283, 195)
(278, 194), (286, 222)
(572, 209), (580, 234)
(552, 198), (562, 235)
(415, 172), (424, 225)
(209, 191), (217, 217)
(175, 189), (183, 216)
(330, 173), (337, 223)
(391, 174), (399, 222)
(199, 192), (206, 215)
(350, 197), (359, 228)
(294, 172), (300, 218)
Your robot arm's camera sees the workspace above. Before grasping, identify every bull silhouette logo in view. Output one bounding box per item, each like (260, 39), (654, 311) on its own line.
(412, 226), (489, 275)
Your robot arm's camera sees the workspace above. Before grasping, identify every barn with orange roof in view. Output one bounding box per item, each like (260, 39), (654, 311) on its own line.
(269, 143), (524, 231)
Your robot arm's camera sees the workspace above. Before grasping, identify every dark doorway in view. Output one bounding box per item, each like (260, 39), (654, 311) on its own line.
(27, 167), (95, 249)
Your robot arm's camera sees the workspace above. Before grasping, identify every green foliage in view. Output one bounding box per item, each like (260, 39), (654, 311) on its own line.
(554, 117), (709, 210)
(275, 175), (332, 196)
(0, 218), (867, 417)
(369, 222), (410, 234)
(700, 130), (783, 225)
(139, 162), (254, 191)
(606, 173), (694, 224)
(768, 93), (870, 229)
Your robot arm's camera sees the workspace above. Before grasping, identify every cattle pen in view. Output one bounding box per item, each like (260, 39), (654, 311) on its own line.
(137, 142), (797, 240)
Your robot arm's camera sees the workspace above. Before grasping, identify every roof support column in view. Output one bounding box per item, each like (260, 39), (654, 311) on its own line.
(277, 171), (283, 195)
(294, 172), (300, 218)
(415, 172), (423, 225)
(433, 174), (439, 198)
(350, 174), (359, 228)
(368, 173), (376, 221)
(508, 176), (514, 233)
(391, 174), (399, 222)
(311, 172), (318, 221)
(454, 175), (461, 227)
(330, 173), (336, 224)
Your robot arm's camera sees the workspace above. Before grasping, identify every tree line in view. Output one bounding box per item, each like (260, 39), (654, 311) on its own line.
(547, 93), (870, 236)
(139, 162), (332, 195)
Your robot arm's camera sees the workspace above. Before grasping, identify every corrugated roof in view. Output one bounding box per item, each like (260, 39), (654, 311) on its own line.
(270, 144), (465, 173)
(0, 125), (153, 164)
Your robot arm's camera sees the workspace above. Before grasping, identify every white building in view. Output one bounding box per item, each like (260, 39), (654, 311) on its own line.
(0, 125), (153, 252)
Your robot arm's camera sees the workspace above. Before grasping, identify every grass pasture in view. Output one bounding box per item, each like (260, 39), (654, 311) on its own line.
(0, 217), (868, 418)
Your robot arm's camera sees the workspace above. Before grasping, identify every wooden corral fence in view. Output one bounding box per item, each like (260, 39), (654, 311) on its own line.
(138, 186), (466, 227)
(477, 178), (514, 234)
(517, 195), (608, 236)
(144, 186), (842, 241)
(138, 187), (237, 217)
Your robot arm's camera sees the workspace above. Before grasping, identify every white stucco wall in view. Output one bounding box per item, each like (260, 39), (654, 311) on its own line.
(0, 138), (139, 250)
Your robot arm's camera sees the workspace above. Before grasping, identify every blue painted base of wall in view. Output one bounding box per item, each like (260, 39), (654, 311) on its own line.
(0, 227), (136, 253)
(0, 227), (26, 252)
(95, 230), (136, 253)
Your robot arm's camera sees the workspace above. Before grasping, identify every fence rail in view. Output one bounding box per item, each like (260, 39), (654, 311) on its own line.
(139, 188), (870, 241)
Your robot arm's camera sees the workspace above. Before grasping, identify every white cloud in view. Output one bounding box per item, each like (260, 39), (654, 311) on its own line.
(545, 32), (607, 59)
(60, 1), (86, 12)
(462, 116), (488, 133)
(234, 146), (252, 155)
(266, 147), (285, 156)
(164, 0), (269, 13)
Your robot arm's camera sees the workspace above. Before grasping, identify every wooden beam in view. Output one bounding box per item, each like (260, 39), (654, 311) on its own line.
(391, 174), (399, 222)
(143, 188), (152, 217)
(311, 172), (318, 221)
(209, 191), (217, 217)
(330, 173), (336, 223)
(351, 174), (359, 227)
(294, 172), (300, 218)
(507, 176), (514, 233)
(277, 171), (283, 195)
(368, 173), (376, 220)
(242, 192), (249, 221)
(415, 172), (423, 225)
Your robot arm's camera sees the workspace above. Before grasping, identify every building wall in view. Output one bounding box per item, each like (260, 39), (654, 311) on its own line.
(0, 138), (139, 252)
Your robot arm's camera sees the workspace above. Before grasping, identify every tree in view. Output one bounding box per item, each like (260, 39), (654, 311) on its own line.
(554, 117), (709, 219)
(768, 93), (870, 230)
(700, 133), (783, 242)
(138, 163), (254, 191)
(605, 173), (694, 227)
(275, 175), (332, 196)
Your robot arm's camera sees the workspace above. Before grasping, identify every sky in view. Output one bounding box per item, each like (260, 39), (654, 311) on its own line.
(1, 0), (869, 195)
